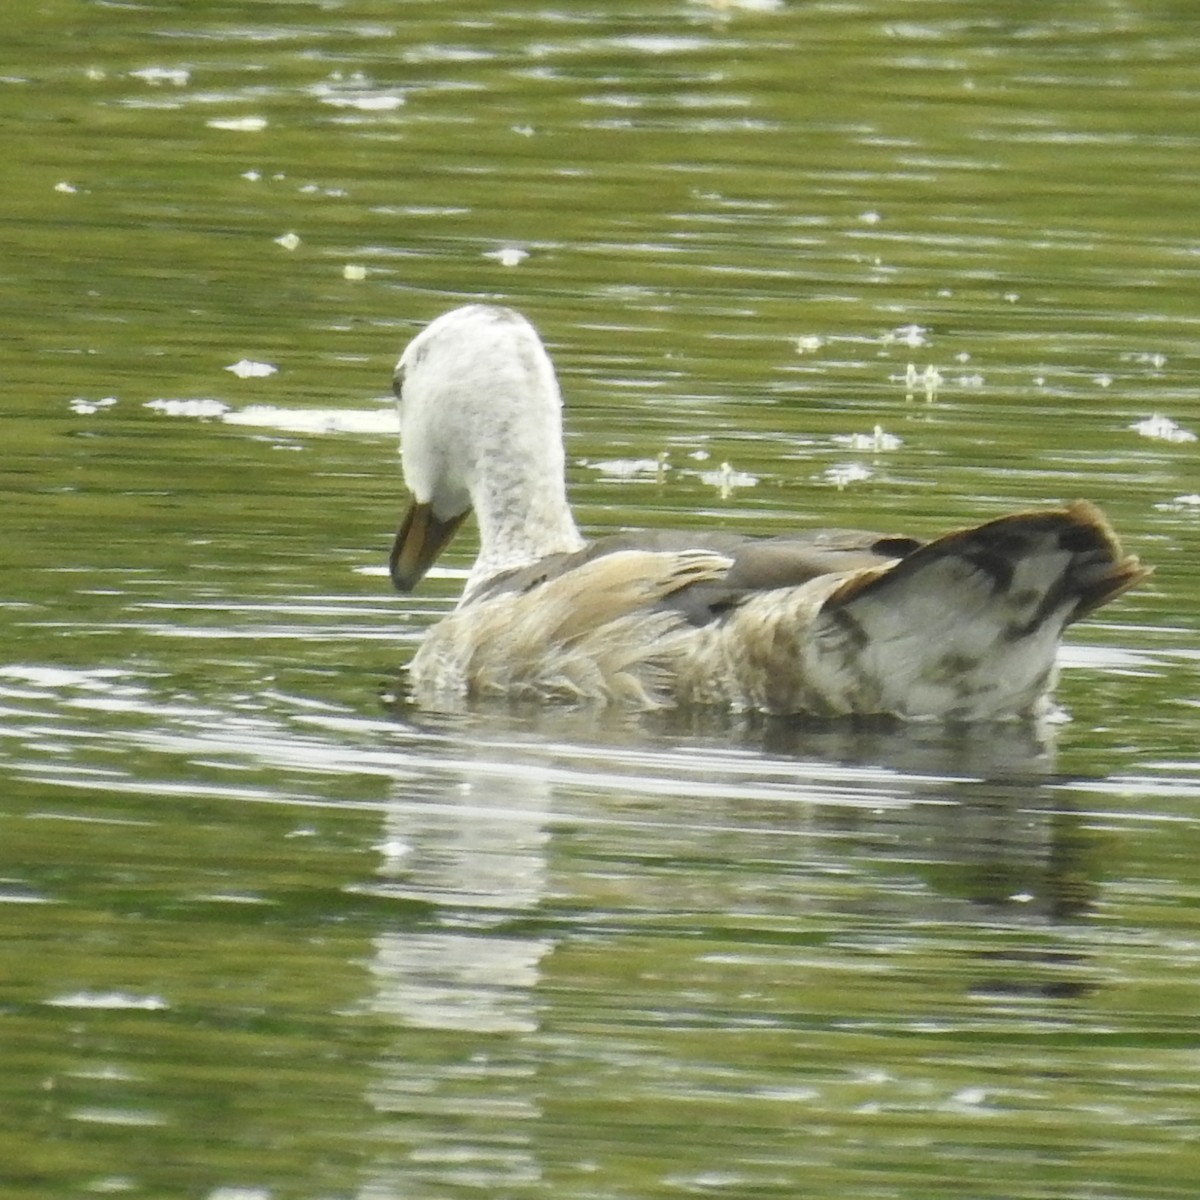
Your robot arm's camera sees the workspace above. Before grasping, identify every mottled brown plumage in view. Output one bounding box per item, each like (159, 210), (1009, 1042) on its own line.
(390, 305), (1150, 718)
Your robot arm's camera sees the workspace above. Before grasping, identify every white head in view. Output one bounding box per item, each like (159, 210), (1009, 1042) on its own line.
(390, 305), (584, 597)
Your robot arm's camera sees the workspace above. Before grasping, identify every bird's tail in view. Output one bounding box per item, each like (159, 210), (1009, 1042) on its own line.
(711, 502), (1150, 719)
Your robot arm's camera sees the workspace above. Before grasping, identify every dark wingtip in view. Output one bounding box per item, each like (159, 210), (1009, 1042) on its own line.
(822, 502), (1151, 625)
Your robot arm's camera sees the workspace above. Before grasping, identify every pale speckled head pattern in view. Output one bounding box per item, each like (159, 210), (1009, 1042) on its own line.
(394, 305), (585, 599)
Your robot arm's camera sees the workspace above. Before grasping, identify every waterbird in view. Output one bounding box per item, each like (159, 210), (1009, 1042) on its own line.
(388, 304), (1149, 718)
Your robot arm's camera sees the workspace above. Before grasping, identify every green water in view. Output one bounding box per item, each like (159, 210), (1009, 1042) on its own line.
(2, 1), (1198, 1197)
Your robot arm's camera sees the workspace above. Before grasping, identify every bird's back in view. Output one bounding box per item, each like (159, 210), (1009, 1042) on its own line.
(409, 501), (1148, 719)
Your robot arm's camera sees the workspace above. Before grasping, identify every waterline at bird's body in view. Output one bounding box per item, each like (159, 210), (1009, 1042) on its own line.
(388, 305), (1149, 719)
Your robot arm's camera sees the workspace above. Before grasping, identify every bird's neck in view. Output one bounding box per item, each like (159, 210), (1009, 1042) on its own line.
(465, 458), (584, 599)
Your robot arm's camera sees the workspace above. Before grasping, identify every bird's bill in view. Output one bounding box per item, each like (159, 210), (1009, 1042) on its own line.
(389, 501), (467, 592)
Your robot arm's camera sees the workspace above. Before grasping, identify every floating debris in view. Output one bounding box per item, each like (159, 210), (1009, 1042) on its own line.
(207, 1186), (273, 1200)
(822, 462), (872, 489)
(948, 1086), (990, 1109)
(1122, 351), (1168, 369)
(1155, 493), (1200, 512)
(206, 116), (268, 132)
(484, 246), (528, 267)
(833, 425), (902, 452)
(299, 182), (348, 198)
(319, 92), (404, 111)
(695, 0), (784, 11)
(69, 396), (118, 415)
(310, 71), (405, 112)
(699, 461), (758, 499)
(858, 210), (881, 225)
(129, 65), (190, 87)
(923, 366), (943, 400)
(901, 362), (942, 401)
(46, 990), (169, 1011)
(274, 231), (301, 251)
(794, 334), (824, 354)
(54, 181), (78, 194)
(145, 398), (229, 420)
(342, 263), (368, 281)
(586, 455), (669, 482)
(223, 405), (400, 435)
(883, 324), (928, 349)
(145, 399), (398, 434)
(1130, 414), (1197, 443)
(225, 359), (277, 379)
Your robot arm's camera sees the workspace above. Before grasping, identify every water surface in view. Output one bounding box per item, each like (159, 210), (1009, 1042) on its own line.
(3, 2), (1199, 1197)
